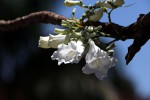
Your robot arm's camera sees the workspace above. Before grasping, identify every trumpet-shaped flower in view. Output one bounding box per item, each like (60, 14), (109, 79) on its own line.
(49, 34), (70, 48)
(39, 36), (50, 48)
(89, 8), (104, 22)
(39, 34), (69, 49)
(64, 0), (83, 7)
(95, 0), (124, 9)
(51, 40), (85, 65)
(82, 39), (116, 80)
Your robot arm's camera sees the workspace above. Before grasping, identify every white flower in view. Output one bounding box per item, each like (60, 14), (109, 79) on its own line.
(89, 8), (104, 22)
(82, 39), (116, 80)
(64, 0), (82, 7)
(51, 40), (85, 65)
(49, 34), (70, 48)
(95, 0), (124, 9)
(39, 34), (69, 49)
(113, 0), (124, 7)
(39, 36), (50, 48)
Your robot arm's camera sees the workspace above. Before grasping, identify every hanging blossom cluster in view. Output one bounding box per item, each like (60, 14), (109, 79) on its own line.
(39, 0), (124, 80)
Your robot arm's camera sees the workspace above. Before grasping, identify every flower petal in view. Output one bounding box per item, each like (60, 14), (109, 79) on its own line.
(49, 34), (69, 48)
(39, 36), (50, 49)
(82, 39), (117, 80)
(51, 40), (85, 65)
(89, 8), (104, 22)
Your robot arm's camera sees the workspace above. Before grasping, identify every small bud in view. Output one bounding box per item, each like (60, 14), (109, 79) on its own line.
(106, 43), (116, 50)
(82, 5), (88, 8)
(72, 8), (76, 16)
(88, 5), (93, 10)
(54, 28), (69, 34)
(96, 25), (102, 30)
(87, 26), (94, 31)
(61, 20), (68, 27)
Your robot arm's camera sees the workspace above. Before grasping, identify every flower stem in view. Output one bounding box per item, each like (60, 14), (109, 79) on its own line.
(106, 39), (119, 46)
(107, 9), (113, 23)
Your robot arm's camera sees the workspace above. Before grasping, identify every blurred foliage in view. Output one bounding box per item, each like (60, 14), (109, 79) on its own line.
(0, 0), (143, 100)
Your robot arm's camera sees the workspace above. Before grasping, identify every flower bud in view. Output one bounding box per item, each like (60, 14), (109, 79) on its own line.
(39, 36), (50, 49)
(64, 0), (83, 7)
(54, 28), (69, 34)
(94, 0), (124, 9)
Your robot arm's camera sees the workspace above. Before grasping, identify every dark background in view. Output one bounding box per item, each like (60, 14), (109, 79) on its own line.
(0, 0), (144, 100)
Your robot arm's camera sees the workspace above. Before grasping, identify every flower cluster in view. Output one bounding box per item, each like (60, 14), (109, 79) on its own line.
(39, 0), (124, 80)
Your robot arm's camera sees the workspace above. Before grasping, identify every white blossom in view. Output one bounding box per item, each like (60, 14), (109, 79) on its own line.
(51, 40), (85, 65)
(39, 36), (50, 48)
(64, 0), (82, 7)
(49, 34), (70, 48)
(89, 8), (104, 22)
(82, 39), (116, 80)
(95, 0), (124, 9)
(39, 34), (69, 49)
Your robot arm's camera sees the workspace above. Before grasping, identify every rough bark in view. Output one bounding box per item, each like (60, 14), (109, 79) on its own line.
(0, 11), (67, 32)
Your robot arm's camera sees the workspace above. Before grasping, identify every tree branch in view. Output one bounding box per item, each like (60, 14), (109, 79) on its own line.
(125, 13), (150, 64)
(85, 12), (150, 64)
(0, 11), (150, 64)
(84, 21), (134, 40)
(0, 11), (147, 40)
(0, 11), (67, 32)
(0, 11), (135, 39)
